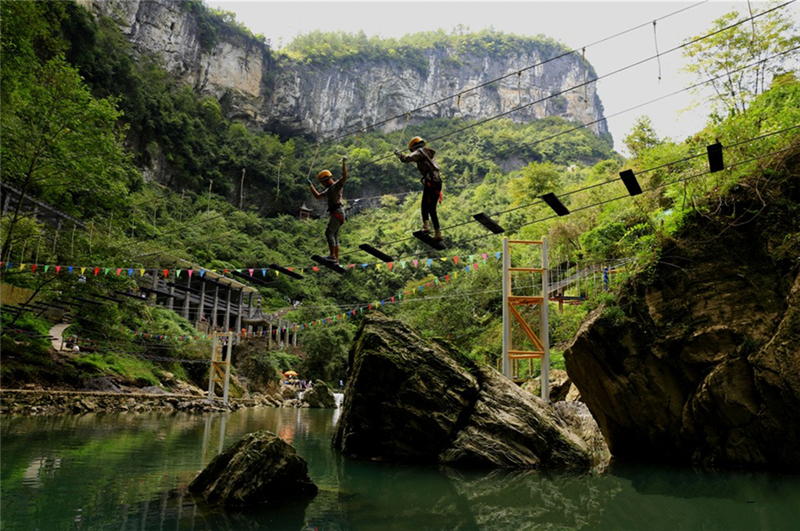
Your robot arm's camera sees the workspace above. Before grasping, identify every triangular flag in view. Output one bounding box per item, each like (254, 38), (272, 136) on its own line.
(94, 267), (100, 276)
(401, 261), (406, 269)
(224, 269), (230, 274)
(419, 285), (424, 292)
(435, 279), (439, 285)
(248, 269), (253, 276)
(361, 264), (367, 268)
(31, 264), (37, 273)
(262, 268), (267, 276)
(70, 266), (75, 274)
(177, 269), (182, 278)
(140, 269), (145, 276)
(287, 268), (293, 272)
(128, 269), (133, 276)
(6, 262), (12, 270)
(391, 296), (395, 302)
(376, 263), (381, 270)
(104, 268), (110, 275)
(200, 269), (206, 277)
(312, 266), (319, 272)
(474, 263), (479, 271)
(116, 268), (122, 276)
(44, 265), (50, 273)
(388, 262), (394, 270)
(236, 269), (242, 273)
(446, 275), (450, 282)
(163, 269), (168, 278)
(427, 259), (432, 267)
(56, 265), (61, 274)
(482, 253), (487, 261)
(413, 260), (418, 268)
(469, 255), (474, 262)
(496, 252), (501, 260)
(188, 269), (193, 278)
(20, 264), (25, 271)
(454, 256), (459, 265)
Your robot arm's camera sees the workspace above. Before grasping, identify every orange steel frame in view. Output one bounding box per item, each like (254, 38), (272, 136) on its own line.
(502, 238), (550, 401)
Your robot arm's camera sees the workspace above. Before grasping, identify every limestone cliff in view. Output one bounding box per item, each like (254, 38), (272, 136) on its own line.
(77, 0), (607, 140)
(564, 149), (800, 469)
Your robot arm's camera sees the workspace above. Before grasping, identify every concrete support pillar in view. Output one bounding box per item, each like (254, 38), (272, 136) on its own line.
(198, 282), (206, 324)
(224, 287), (231, 331)
(235, 288), (243, 343)
(246, 293), (254, 336)
(211, 285), (219, 329)
(182, 272), (191, 320)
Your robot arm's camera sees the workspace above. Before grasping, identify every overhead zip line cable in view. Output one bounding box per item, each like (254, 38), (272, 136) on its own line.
(299, 0), (711, 153)
(338, 47), (800, 263)
(334, 2), (796, 207)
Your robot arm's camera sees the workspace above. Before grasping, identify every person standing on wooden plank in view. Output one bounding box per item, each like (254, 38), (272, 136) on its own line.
(309, 157), (348, 264)
(395, 137), (443, 240)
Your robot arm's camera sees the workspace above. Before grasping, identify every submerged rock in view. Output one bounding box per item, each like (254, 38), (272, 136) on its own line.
(301, 380), (336, 408)
(333, 314), (608, 470)
(188, 430), (317, 506)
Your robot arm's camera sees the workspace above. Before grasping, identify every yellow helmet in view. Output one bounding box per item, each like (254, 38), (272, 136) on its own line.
(317, 170), (332, 182)
(408, 137), (425, 150)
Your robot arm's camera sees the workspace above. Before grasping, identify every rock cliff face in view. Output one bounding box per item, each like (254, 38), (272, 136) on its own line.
(564, 154), (800, 469)
(77, 0), (607, 140)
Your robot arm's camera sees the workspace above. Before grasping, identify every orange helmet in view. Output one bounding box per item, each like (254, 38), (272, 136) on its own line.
(408, 137), (425, 150)
(317, 170), (332, 182)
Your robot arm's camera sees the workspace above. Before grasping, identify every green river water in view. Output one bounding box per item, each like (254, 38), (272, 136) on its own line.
(1, 406), (798, 531)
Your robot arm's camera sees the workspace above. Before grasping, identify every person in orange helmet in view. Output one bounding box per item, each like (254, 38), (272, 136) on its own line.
(309, 157), (348, 264)
(395, 137), (443, 240)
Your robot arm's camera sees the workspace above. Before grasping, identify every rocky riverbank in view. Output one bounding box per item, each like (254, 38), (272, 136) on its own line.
(0, 384), (338, 415)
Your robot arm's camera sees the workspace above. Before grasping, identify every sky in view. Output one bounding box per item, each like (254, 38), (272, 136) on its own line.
(205, 1), (798, 153)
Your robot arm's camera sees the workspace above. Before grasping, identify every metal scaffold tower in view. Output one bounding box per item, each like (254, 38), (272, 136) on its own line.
(207, 332), (233, 405)
(502, 237), (550, 401)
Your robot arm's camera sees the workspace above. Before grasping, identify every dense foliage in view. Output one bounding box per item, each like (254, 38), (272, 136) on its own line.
(1, 0), (798, 389)
(284, 28), (572, 75)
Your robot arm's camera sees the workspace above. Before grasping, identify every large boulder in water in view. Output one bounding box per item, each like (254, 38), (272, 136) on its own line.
(301, 379), (336, 408)
(188, 430), (317, 506)
(333, 313), (607, 469)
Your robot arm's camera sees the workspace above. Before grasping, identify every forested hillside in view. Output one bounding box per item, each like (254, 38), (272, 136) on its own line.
(1, 0), (798, 393)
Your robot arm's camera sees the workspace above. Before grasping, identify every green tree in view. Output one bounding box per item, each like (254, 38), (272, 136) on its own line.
(623, 116), (661, 157)
(681, 3), (800, 117)
(0, 56), (138, 262)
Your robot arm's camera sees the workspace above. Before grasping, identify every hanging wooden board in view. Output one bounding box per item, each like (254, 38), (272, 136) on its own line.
(413, 231), (446, 250)
(311, 255), (346, 274)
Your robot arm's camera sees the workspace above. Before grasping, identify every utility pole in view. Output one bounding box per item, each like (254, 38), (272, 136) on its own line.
(239, 169), (246, 210)
(276, 158), (283, 197)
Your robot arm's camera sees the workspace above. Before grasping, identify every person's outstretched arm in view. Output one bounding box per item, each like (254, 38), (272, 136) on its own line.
(309, 179), (324, 200)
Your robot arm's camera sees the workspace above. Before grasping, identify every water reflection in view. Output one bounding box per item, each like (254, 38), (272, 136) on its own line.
(2, 409), (799, 531)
